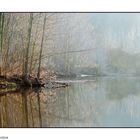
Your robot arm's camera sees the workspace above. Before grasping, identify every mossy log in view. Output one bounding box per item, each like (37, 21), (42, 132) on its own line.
(0, 87), (17, 94)
(0, 81), (17, 89)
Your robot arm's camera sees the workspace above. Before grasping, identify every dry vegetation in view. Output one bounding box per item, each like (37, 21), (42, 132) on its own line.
(0, 13), (68, 88)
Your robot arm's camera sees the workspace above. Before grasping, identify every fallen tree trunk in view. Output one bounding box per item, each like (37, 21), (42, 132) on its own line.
(44, 80), (69, 89)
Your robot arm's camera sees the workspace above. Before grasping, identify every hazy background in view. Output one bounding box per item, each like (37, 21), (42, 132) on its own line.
(2, 13), (140, 77)
(46, 13), (140, 76)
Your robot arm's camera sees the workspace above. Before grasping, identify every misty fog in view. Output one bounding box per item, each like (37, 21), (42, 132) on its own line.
(47, 13), (140, 77)
(1, 13), (140, 128)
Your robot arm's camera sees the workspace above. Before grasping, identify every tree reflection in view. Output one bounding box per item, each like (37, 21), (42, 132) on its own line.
(0, 88), (46, 127)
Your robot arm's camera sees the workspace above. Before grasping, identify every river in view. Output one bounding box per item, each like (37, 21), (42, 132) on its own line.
(1, 76), (140, 127)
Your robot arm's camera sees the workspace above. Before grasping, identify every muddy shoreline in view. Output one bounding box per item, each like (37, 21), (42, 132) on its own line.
(0, 75), (69, 92)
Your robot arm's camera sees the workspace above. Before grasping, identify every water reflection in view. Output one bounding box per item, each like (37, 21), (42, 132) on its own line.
(0, 88), (45, 127)
(1, 77), (140, 127)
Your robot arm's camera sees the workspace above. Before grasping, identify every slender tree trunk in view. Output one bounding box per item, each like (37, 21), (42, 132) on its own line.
(0, 13), (4, 76)
(3, 14), (13, 76)
(30, 14), (41, 74)
(0, 13), (1, 76)
(37, 14), (46, 79)
(29, 41), (35, 74)
(24, 13), (33, 77)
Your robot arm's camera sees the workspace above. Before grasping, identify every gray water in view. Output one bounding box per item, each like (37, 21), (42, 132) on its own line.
(1, 77), (140, 127)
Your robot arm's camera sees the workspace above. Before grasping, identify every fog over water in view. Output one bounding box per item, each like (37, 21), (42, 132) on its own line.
(47, 13), (140, 76)
(1, 13), (140, 128)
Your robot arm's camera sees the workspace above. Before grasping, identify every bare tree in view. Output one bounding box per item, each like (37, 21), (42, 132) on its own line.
(0, 13), (4, 75)
(37, 13), (46, 79)
(24, 13), (33, 77)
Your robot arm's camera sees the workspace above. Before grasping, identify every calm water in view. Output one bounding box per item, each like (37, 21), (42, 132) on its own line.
(1, 77), (140, 127)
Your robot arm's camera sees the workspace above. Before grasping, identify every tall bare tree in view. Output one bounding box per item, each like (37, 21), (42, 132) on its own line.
(24, 13), (33, 77)
(37, 13), (46, 79)
(0, 13), (4, 76)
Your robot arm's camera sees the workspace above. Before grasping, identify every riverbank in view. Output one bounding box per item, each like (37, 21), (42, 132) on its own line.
(0, 75), (69, 92)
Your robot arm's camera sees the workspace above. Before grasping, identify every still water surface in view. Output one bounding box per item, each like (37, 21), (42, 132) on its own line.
(1, 77), (140, 127)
